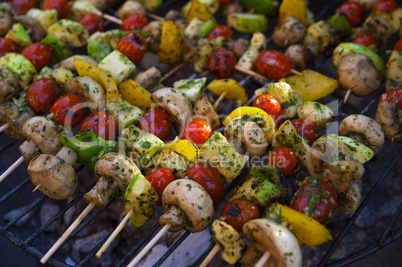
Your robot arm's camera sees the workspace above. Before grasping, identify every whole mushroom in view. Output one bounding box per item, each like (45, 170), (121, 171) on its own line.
(194, 94), (220, 130)
(273, 16), (306, 48)
(284, 44), (315, 71)
(65, 76), (105, 112)
(0, 64), (20, 104)
(0, 102), (34, 140)
(376, 101), (401, 143)
(159, 179), (214, 232)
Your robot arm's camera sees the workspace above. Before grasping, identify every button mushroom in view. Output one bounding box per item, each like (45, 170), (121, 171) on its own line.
(194, 94), (220, 130)
(339, 114), (385, 153)
(117, 1), (146, 19)
(144, 21), (163, 54)
(58, 55), (98, 72)
(224, 117), (268, 157)
(13, 15), (46, 42)
(134, 66), (162, 91)
(363, 17), (392, 51)
(307, 139), (365, 194)
(65, 76), (105, 112)
(27, 146), (78, 200)
(225, 38), (250, 59)
(159, 179), (214, 232)
(375, 101), (401, 143)
(338, 179), (362, 212)
(151, 88), (193, 134)
(83, 176), (120, 209)
(0, 64), (20, 104)
(0, 102), (34, 140)
(273, 16), (306, 48)
(242, 218), (302, 267)
(284, 44), (315, 71)
(337, 53), (381, 97)
(0, 10), (12, 36)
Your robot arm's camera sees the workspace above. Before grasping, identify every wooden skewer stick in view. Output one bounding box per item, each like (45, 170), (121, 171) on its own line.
(0, 156), (24, 183)
(344, 89), (352, 104)
(147, 13), (165, 22)
(255, 251), (271, 267)
(127, 224), (171, 267)
(102, 13), (122, 25)
(0, 123), (9, 133)
(289, 69), (303, 76)
(40, 202), (96, 264)
(199, 243), (220, 267)
(213, 90), (228, 110)
(160, 62), (186, 83)
(95, 209), (134, 258)
(235, 65), (268, 81)
(32, 184), (41, 193)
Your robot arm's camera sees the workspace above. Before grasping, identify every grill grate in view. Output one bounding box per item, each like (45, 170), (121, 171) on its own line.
(1, 0), (402, 266)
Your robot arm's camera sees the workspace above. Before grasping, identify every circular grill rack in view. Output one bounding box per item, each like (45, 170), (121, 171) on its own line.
(0, 0), (401, 266)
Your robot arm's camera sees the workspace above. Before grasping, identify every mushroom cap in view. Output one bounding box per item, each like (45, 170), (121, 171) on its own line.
(94, 152), (141, 191)
(243, 218), (302, 267)
(207, 79), (248, 105)
(160, 179), (214, 232)
(28, 154), (77, 200)
(375, 101), (402, 143)
(193, 94), (220, 130)
(339, 114), (385, 153)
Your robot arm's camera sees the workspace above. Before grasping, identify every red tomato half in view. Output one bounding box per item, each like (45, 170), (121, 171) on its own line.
(394, 39), (402, 51)
(267, 147), (299, 178)
(255, 50), (292, 80)
(252, 94), (283, 126)
(208, 47), (237, 78)
(291, 118), (319, 146)
(0, 38), (20, 57)
(180, 118), (213, 147)
(379, 88), (402, 109)
(222, 199), (260, 232)
(21, 42), (53, 72)
(290, 176), (338, 223)
(43, 0), (69, 19)
(186, 162), (224, 204)
(353, 33), (377, 47)
(336, 2), (365, 27)
(145, 168), (175, 204)
(26, 78), (59, 114)
(217, 0), (233, 3)
(78, 13), (105, 35)
(12, 0), (39, 15)
(50, 94), (85, 127)
(117, 32), (147, 62)
(81, 112), (117, 140)
(138, 108), (173, 141)
(373, 0), (398, 13)
(121, 13), (149, 31)
(207, 25), (233, 41)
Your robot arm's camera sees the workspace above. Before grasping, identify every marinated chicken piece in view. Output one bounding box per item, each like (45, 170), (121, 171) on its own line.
(0, 65), (20, 104)
(65, 76), (105, 112)
(284, 44), (315, 71)
(193, 94), (220, 130)
(376, 101), (401, 143)
(159, 179), (214, 232)
(273, 16), (306, 47)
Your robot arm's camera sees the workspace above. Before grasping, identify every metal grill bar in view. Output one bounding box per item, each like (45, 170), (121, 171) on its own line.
(0, 177), (30, 204)
(155, 231), (191, 267)
(0, 139), (19, 155)
(318, 149), (402, 266)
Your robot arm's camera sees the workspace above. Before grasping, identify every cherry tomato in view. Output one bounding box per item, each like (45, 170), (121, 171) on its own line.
(186, 162), (224, 204)
(43, 0), (69, 19)
(78, 13), (105, 35)
(121, 13), (149, 31)
(21, 42), (53, 72)
(207, 25), (233, 41)
(180, 118), (212, 147)
(252, 94), (283, 126)
(217, 0), (233, 3)
(336, 2), (365, 27)
(50, 94), (86, 127)
(26, 78), (59, 114)
(0, 38), (20, 57)
(117, 32), (147, 62)
(291, 118), (319, 146)
(222, 199), (260, 232)
(145, 168), (175, 205)
(138, 108), (173, 141)
(255, 50), (292, 80)
(81, 112), (117, 140)
(379, 88), (402, 109)
(394, 39), (402, 51)
(208, 47), (237, 79)
(353, 33), (377, 47)
(373, 0), (398, 13)
(267, 147), (299, 178)
(290, 176), (338, 223)
(12, 0), (39, 15)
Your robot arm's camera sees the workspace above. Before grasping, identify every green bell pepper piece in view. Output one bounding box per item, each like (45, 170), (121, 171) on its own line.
(87, 41), (112, 62)
(41, 34), (73, 63)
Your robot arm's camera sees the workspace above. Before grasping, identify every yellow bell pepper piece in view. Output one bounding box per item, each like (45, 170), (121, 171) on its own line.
(222, 107), (276, 143)
(158, 21), (184, 64)
(118, 80), (153, 111)
(267, 203), (332, 246)
(280, 69), (338, 102)
(207, 79), (248, 105)
(164, 138), (198, 162)
(186, 0), (215, 24)
(278, 0), (307, 27)
(74, 57), (119, 100)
